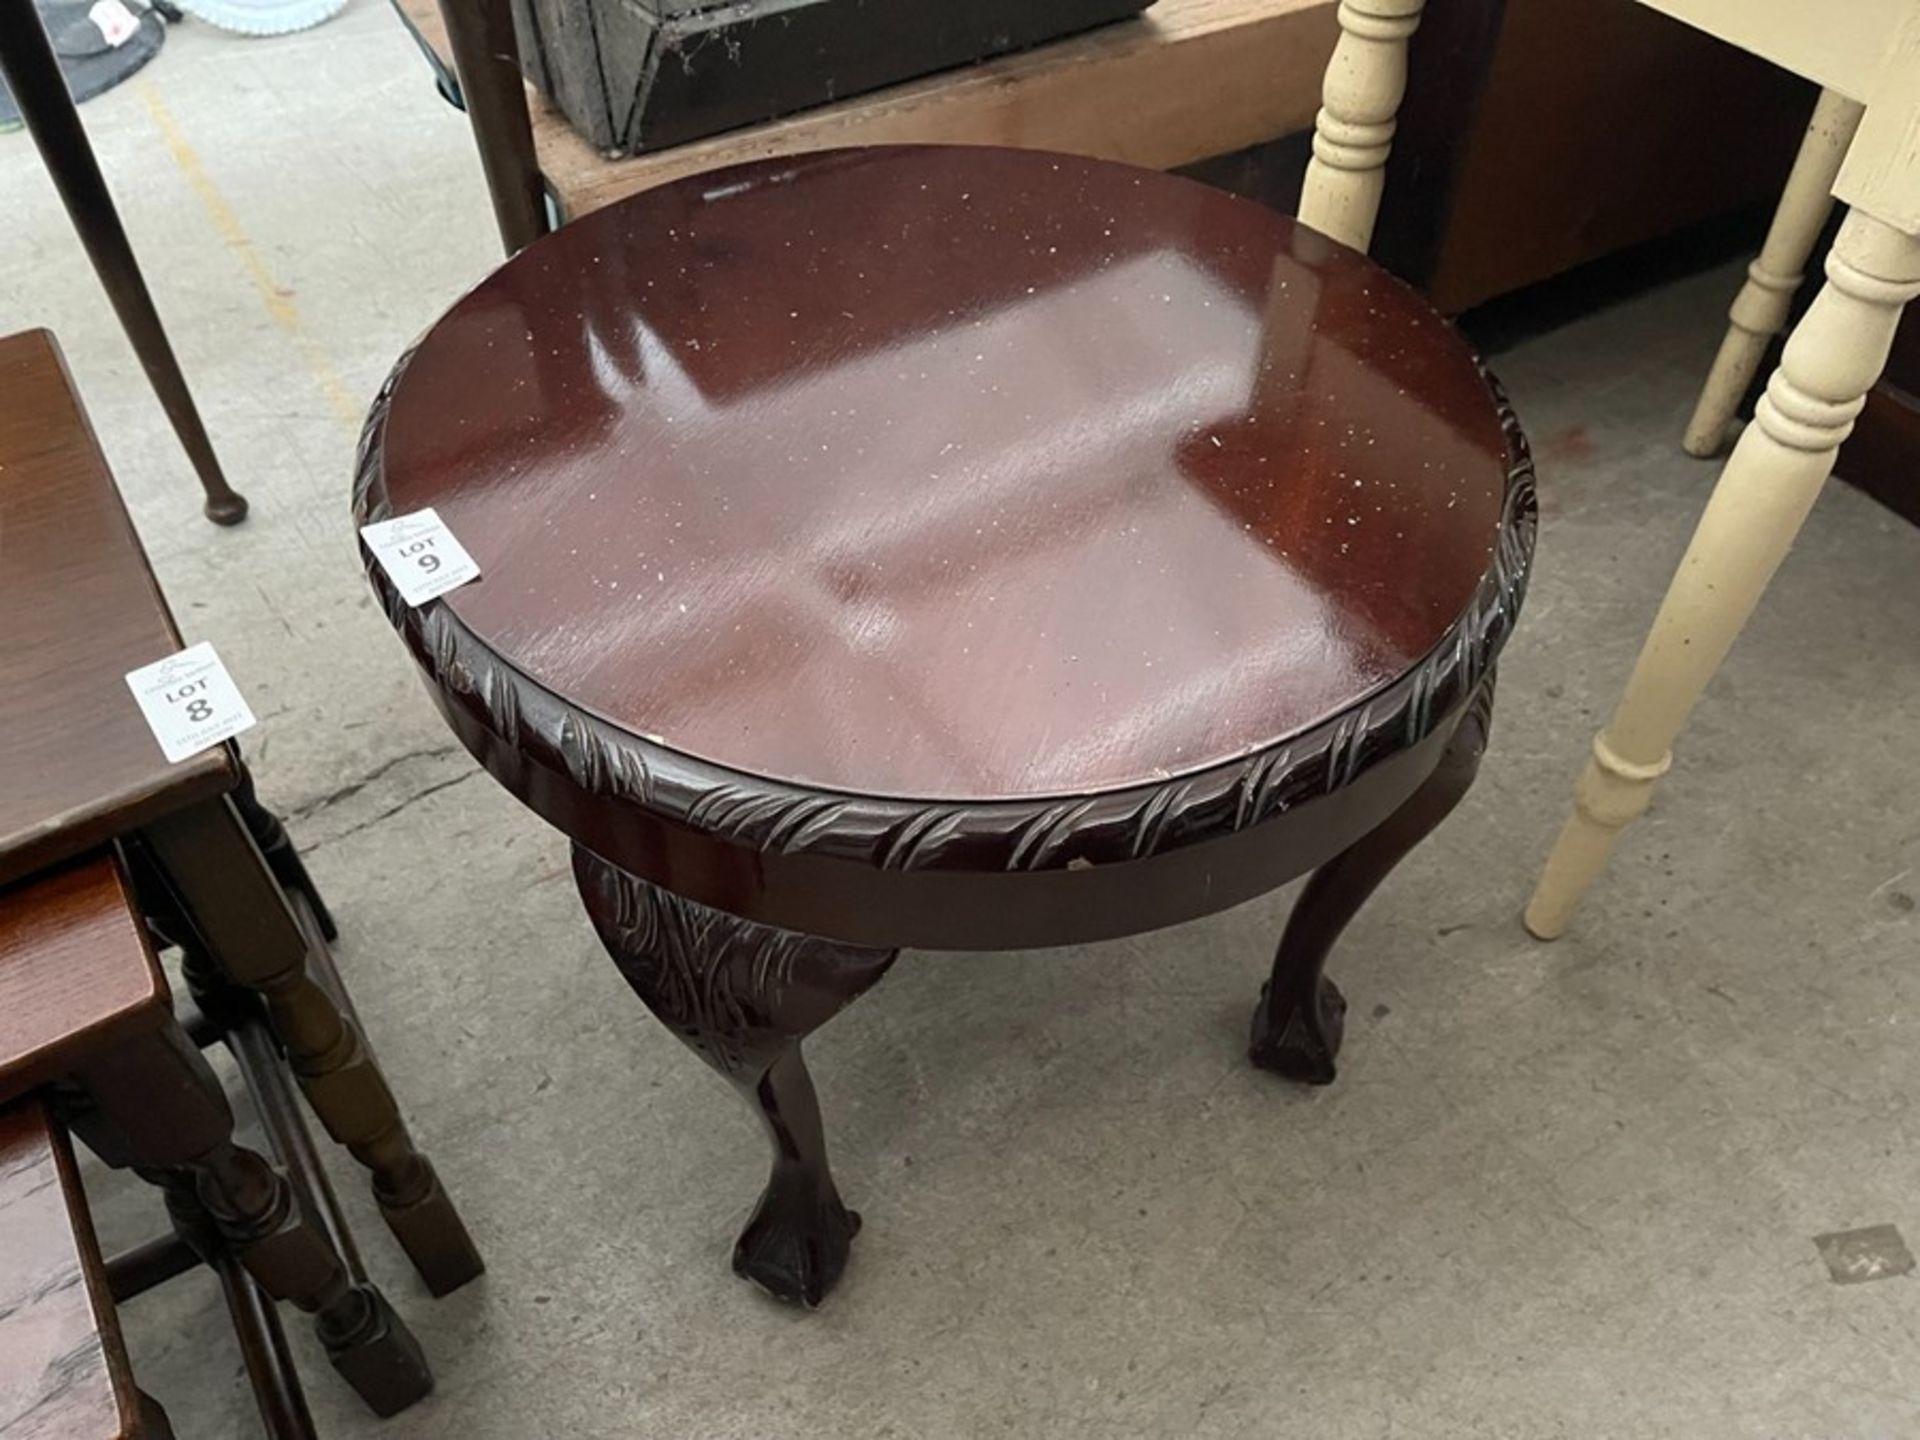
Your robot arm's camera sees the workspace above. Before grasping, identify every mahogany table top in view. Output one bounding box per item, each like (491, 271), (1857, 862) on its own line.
(368, 146), (1512, 803)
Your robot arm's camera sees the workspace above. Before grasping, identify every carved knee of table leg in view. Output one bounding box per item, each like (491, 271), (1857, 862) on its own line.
(1252, 682), (1492, 1084)
(573, 847), (896, 1306)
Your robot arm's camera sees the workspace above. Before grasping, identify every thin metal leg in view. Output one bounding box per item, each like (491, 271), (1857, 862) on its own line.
(0, 0), (248, 524)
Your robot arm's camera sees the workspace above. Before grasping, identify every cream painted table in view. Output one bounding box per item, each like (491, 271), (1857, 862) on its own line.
(1526, 0), (1920, 937)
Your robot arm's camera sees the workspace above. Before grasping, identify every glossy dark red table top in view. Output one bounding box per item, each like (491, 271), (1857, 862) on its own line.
(374, 146), (1510, 802)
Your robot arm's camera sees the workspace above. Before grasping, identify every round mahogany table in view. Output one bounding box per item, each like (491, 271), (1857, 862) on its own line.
(356, 146), (1536, 1307)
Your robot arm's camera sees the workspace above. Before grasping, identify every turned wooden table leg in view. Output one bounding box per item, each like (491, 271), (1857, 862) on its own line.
(63, 1021), (431, 1417)
(1527, 212), (1920, 939)
(208, 1245), (320, 1440)
(573, 847), (897, 1307)
(1684, 89), (1864, 458)
(140, 795), (483, 1296)
(1252, 680), (1493, 1083)
(1297, 0), (1425, 253)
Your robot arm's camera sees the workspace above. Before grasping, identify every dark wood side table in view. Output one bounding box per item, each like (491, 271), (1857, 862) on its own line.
(0, 856), (432, 1432)
(1, 1095), (161, 1439)
(355, 146), (1537, 1306)
(0, 330), (481, 1298)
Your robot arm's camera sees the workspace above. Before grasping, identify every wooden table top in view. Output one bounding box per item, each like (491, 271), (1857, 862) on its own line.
(0, 1097), (138, 1440)
(363, 147), (1512, 802)
(0, 330), (235, 887)
(0, 856), (168, 1107)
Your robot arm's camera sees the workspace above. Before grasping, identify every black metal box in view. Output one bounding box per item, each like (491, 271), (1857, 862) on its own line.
(510, 0), (1159, 156)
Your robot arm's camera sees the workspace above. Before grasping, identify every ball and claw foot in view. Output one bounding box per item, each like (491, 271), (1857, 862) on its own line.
(1248, 976), (1347, 1085)
(733, 1180), (862, 1308)
(575, 852), (898, 1309)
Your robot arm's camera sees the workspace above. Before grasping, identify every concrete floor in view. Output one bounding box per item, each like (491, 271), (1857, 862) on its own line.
(6, 6), (1920, 1436)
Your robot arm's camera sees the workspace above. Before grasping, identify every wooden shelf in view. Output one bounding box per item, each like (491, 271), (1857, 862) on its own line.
(399, 0), (1336, 219)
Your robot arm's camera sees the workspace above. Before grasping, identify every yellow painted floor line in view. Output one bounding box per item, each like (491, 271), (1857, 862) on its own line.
(137, 79), (362, 429)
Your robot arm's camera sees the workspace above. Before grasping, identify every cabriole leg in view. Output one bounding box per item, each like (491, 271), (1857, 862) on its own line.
(1253, 680), (1493, 1082)
(573, 848), (896, 1307)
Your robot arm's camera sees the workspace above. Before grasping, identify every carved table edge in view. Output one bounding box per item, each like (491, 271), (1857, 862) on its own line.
(353, 343), (1537, 877)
